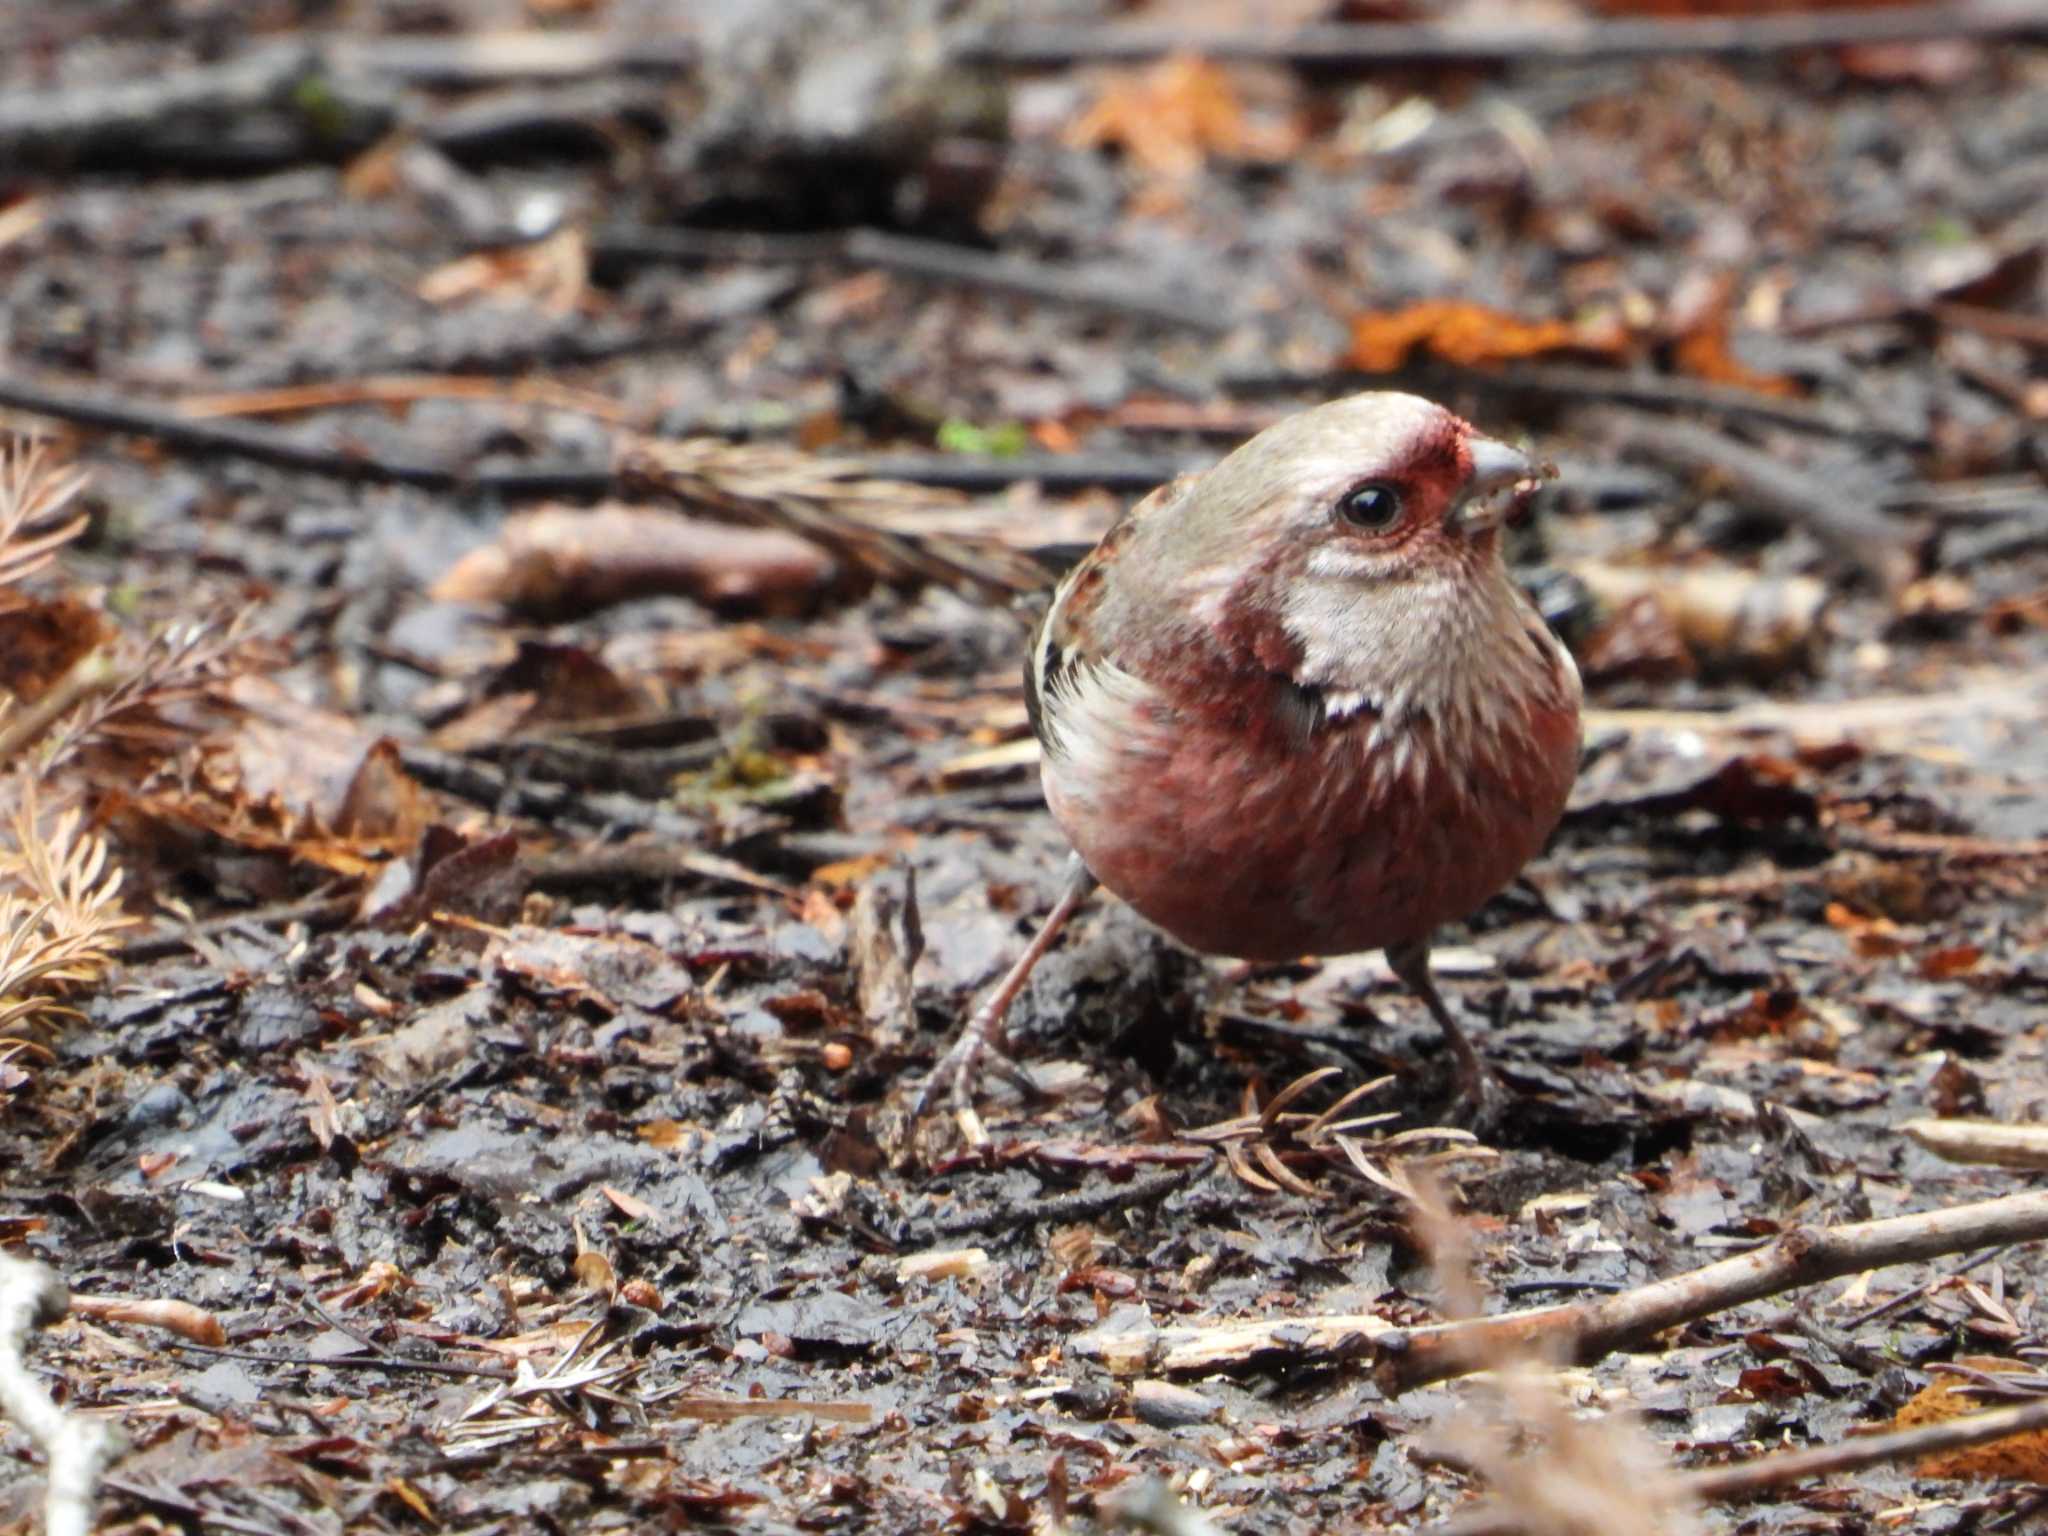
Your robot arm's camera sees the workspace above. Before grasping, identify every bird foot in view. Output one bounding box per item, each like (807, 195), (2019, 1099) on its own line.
(911, 1009), (1044, 1122)
(1444, 1056), (1513, 1138)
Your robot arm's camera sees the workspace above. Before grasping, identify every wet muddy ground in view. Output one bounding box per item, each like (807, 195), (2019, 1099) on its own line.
(1, 3), (2046, 1532)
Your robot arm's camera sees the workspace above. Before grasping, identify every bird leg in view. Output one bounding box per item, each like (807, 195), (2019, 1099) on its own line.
(1384, 938), (1504, 1127)
(914, 855), (1099, 1117)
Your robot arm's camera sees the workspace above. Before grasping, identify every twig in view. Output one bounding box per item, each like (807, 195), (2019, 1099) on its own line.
(1375, 1188), (2048, 1395)
(327, 30), (698, 87)
(859, 451), (1197, 495)
(1685, 1394), (2048, 1501)
(1074, 1190), (2048, 1386)
(617, 433), (1051, 599)
(395, 744), (705, 842)
(171, 1340), (512, 1382)
(915, 1163), (1206, 1244)
(1931, 300), (2048, 352)
(525, 842), (797, 900)
(597, 226), (1236, 332)
(1838, 1245), (2008, 1330)
(0, 652), (118, 763)
(1587, 409), (1909, 587)
(0, 374), (611, 498)
(0, 374), (1186, 505)
(116, 888), (358, 962)
(175, 374), (635, 426)
(969, 2), (2047, 67)
(0, 45), (395, 175)
(1583, 662), (2048, 752)
(1903, 1119), (2048, 1172)
(0, 1256), (127, 1536)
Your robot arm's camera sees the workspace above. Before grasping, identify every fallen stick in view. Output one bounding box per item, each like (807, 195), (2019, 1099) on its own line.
(0, 372), (1185, 505)
(0, 1256), (127, 1536)
(972, 2), (2046, 66)
(0, 373), (592, 496)
(1683, 1394), (2048, 1502)
(1582, 662), (2048, 752)
(1375, 1188), (2048, 1395)
(1903, 1119), (2048, 1171)
(596, 226), (1239, 333)
(1589, 409), (1909, 588)
(1071, 1189), (2048, 1394)
(1225, 360), (1910, 442)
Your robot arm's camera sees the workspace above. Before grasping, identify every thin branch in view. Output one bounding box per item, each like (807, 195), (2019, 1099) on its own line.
(0, 1257), (127, 1536)
(1582, 408), (1911, 588)
(969, 2), (2046, 67)
(596, 225), (1237, 333)
(1375, 1188), (2048, 1395)
(1687, 1395), (2048, 1502)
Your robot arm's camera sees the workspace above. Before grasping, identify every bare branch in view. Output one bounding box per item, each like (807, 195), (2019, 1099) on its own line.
(0, 1255), (128, 1536)
(1377, 1188), (2048, 1395)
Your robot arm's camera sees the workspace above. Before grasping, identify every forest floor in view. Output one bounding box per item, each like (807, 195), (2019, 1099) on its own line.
(1, 2), (2046, 1533)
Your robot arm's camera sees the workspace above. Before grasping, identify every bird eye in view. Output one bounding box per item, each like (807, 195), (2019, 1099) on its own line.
(1337, 482), (1403, 531)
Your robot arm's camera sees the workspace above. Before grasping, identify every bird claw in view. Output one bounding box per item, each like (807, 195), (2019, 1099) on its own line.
(911, 1013), (1042, 1123)
(1445, 1058), (1512, 1138)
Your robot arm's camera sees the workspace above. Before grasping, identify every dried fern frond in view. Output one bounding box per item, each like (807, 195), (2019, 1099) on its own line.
(617, 434), (1051, 600)
(0, 438), (90, 591)
(0, 783), (134, 1036)
(33, 608), (258, 775)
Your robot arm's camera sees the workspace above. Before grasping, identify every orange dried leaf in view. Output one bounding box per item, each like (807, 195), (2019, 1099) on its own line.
(1066, 54), (1296, 178)
(1343, 300), (1626, 373)
(1920, 945), (1982, 980)
(1672, 320), (1799, 396)
(1892, 1368), (2048, 1481)
(419, 227), (589, 315)
(69, 1294), (227, 1346)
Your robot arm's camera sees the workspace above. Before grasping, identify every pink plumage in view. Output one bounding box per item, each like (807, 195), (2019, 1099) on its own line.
(924, 391), (1582, 1121)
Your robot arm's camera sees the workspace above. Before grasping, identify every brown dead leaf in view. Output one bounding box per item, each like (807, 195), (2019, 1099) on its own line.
(1668, 274), (1800, 397)
(418, 227), (589, 315)
(572, 1247), (618, 1295)
(1824, 901), (1908, 956)
(384, 1479), (438, 1526)
(0, 596), (106, 700)
(325, 1260), (409, 1309)
(1065, 54), (1299, 179)
(304, 1068), (342, 1150)
(1920, 945), (1982, 980)
(68, 1293), (227, 1345)
(601, 1184), (657, 1223)
(1344, 300), (1629, 373)
(334, 738), (433, 845)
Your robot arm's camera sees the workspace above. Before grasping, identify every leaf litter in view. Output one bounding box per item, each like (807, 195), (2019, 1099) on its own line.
(0, 2), (2046, 1534)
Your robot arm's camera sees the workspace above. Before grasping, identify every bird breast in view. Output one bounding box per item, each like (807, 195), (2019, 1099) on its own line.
(1037, 623), (1581, 962)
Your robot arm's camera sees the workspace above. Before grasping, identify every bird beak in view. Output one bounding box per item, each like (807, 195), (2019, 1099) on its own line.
(1449, 437), (1537, 535)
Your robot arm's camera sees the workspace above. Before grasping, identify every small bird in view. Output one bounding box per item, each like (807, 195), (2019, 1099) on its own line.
(921, 391), (1584, 1119)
